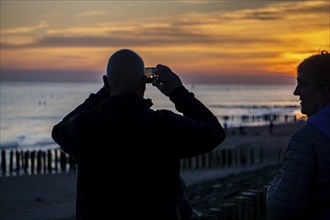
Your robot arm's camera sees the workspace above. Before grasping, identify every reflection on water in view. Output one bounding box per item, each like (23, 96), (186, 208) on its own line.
(0, 82), (302, 149)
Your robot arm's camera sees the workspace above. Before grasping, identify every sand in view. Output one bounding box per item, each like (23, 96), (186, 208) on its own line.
(0, 121), (305, 220)
(0, 173), (76, 220)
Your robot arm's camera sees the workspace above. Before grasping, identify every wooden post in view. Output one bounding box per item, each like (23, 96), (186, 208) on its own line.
(208, 207), (221, 218)
(187, 157), (192, 169)
(207, 151), (214, 168)
(60, 150), (66, 173)
(43, 151), (46, 174)
(9, 150), (14, 174)
(21, 150), (25, 173)
(1, 149), (6, 175)
(233, 148), (238, 166)
(194, 156), (199, 169)
(249, 188), (268, 220)
(215, 151), (221, 168)
(241, 191), (259, 220)
(201, 153), (206, 168)
(16, 150), (21, 175)
(24, 151), (29, 175)
(47, 149), (52, 174)
(221, 149), (226, 167)
(221, 203), (238, 220)
(227, 149), (232, 166)
(54, 149), (59, 173)
(231, 196), (251, 220)
(31, 151), (36, 175)
(69, 156), (76, 172)
(37, 150), (42, 174)
(240, 148), (247, 166)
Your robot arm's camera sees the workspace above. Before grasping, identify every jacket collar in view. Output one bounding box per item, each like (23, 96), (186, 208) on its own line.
(107, 94), (153, 109)
(308, 104), (330, 138)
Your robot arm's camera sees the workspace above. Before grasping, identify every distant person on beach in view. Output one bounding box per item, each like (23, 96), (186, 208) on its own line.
(269, 120), (274, 135)
(267, 50), (330, 220)
(52, 49), (226, 220)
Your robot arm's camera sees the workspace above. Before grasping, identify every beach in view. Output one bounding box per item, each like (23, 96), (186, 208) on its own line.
(0, 121), (305, 220)
(0, 173), (76, 220)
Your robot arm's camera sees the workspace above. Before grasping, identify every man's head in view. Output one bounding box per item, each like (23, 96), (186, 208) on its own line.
(106, 49), (146, 96)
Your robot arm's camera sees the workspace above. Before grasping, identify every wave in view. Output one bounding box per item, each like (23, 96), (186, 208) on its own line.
(16, 116), (62, 120)
(0, 141), (19, 149)
(0, 135), (57, 150)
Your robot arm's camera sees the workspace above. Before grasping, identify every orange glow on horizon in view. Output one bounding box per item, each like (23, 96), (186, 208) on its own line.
(1, 1), (329, 83)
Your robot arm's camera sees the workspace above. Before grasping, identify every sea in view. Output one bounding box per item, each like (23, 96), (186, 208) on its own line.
(0, 81), (303, 151)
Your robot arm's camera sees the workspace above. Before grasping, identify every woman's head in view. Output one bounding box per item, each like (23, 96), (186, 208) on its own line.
(293, 50), (330, 117)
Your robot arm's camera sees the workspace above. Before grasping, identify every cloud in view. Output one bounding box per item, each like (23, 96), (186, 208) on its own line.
(1, 0), (328, 83)
(76, 10), (108, 18)
(207, 1), (328, 21)
(1, 1), (328, 49)
(1, 1), (327, 49)
(177, 0), (214, 4)
(280, 1), (329, 14)
(1, 21), (48, 34)
(0, 31), (282, 49)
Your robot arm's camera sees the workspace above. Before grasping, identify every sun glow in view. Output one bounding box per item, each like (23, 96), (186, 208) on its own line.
(1, 0), (329, 83)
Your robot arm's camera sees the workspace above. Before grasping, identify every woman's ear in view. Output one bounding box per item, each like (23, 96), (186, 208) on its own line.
(139, 75), (147, 95)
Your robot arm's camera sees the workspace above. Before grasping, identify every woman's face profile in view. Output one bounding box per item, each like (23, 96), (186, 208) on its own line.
(293, 71), (328, 117)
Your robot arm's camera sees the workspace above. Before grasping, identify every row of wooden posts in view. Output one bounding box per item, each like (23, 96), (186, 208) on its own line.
(1, 146), (270, 219)
(1, 148), (77, 176)
(0, 145), (263, 177)
(181, 145), (263, 170)
(200, 186), (269, 220)
(219, 113), (302, 124)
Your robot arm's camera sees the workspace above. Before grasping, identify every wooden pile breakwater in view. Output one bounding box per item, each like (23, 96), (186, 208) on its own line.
(181, 143), (263, 170)
(198, 185), (271, 220)
(0, 148), (77, 176)
(185, 164), (280, 220)
(201, 187), (270, 220)
(0, 146), (275, 219)
(0, 143), (264, 177)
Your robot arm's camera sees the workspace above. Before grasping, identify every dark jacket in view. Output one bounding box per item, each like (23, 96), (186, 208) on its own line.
(267, 105), (330, 220)
(52, 86), (225, 220)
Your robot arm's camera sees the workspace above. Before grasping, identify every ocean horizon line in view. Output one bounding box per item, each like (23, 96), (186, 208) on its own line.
(1, 79), (296, 87)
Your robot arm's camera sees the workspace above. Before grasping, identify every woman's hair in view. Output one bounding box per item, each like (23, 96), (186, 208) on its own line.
(297, 50), (330, 93)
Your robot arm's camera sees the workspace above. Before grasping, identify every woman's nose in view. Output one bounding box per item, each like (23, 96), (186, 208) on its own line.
(293, 86), (299, 96)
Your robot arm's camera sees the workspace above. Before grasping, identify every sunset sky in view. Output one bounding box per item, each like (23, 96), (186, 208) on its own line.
(1, 0), (329, 84)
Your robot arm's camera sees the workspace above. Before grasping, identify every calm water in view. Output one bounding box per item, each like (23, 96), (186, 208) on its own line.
(0, 81), (301, 150)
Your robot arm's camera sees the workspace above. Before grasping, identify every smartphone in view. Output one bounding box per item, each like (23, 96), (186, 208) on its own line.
(145, 67), (158, 83)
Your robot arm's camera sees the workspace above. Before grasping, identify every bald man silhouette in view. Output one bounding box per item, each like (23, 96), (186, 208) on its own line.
(52, 49), (225, 220)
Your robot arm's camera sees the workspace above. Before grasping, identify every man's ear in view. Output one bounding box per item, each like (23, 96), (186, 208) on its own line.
(140, 75), (147, 95)
(103, 75), (111, 94)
